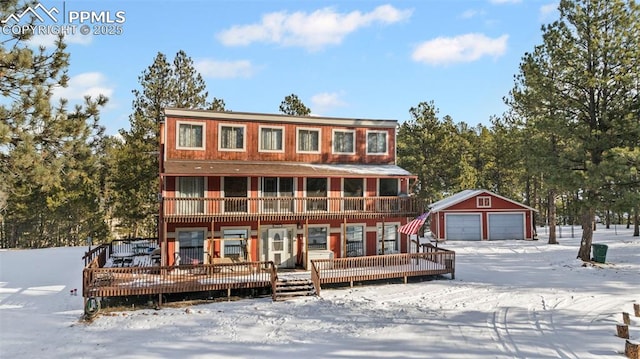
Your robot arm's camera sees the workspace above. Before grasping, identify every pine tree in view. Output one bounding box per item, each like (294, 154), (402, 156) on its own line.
(279, 94), (311, 116)
(110, 51), (219, 237)
(509, 0), (640, 258)
(1, 1), (109, 247)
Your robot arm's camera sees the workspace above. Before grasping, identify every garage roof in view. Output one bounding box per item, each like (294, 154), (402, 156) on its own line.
(429, 189), (536, 212)
(163, 160), (415, 178)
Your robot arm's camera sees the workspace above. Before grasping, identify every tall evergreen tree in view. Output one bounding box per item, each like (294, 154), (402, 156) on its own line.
(110, 51), (218, 237)
(509, 0), (640, 258)
(279, 94), (311, 116)
(1, 1), (109, 247)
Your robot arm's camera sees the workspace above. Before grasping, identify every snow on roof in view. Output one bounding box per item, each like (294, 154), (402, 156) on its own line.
(429, 189), (536, 212)
(303, 163), (413, 176)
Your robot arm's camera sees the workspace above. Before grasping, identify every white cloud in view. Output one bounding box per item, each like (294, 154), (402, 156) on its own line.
(217, 4), (412, 52)
(194, 59), (256, 79)
(311, 91), (347, 112)
(539, 3), (559, 21)
(460, 9), (486, 19)
(412, 33), (508, 66)
(27, 32), (93, 48)
(52, 72), (113, 102)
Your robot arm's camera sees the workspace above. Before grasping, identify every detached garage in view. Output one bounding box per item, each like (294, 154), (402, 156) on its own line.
(429, 190), (536, 241)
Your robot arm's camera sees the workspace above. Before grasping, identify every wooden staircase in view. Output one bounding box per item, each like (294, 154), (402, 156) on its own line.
(273, 277), (316, 301)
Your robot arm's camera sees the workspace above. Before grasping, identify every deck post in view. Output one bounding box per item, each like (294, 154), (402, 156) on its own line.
(343, 217), (347, 259)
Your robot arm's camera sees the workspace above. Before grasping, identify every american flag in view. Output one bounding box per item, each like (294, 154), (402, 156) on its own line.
(399, 212), (429, 235)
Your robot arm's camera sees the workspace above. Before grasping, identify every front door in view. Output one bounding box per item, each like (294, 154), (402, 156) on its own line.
(267, 228), (292, 268)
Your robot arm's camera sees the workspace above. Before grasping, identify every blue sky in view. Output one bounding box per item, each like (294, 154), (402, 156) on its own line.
(21, 0), (559, 135)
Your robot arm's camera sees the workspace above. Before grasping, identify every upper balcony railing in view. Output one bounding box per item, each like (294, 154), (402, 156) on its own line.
(163, 196), (423, 221)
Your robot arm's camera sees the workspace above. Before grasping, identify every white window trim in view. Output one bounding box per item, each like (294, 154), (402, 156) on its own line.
(376, 222), (400, 254)
(332, 129), (356, 155)
(258, 125), (285, 153)
(366, 129), (388, 155)
(343, 223), (366, 257)
(176, 121), (206, 150)
(220, 226), (251, 259)
(477, 196), (492, 208)
(218, 123), (246, 152)
(296, 127), (321, 154)
(307, 224), (330, 251)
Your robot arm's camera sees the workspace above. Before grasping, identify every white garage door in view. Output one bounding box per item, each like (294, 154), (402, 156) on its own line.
(488, 213), (524, 240)
(446, 214), (481, 240)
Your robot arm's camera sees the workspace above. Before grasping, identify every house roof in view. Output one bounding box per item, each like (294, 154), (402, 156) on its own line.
(163, 108), (398, 129)
(163, 160), (415, 178)
(428, 189), (536, 212)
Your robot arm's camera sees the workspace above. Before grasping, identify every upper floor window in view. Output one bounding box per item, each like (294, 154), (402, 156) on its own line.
(477, 196), (491, 208)
(177, 122), (204, 149)
(219, 124), (245, 151)
(367, 130), (388, 155)
(297, 128), (320, 153)
(333, 130), (355, 154)
(379, 178), (398, 196)
(259, 126), (284, 152)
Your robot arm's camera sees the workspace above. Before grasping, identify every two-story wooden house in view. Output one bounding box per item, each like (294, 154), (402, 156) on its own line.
(158, 108), (422, 269)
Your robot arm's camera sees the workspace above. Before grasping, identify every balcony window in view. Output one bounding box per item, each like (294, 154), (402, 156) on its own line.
(367, 130), (388, 155)
(297, 128), (320, 153)
(262, 177), (294, 212)
(259, 126), (284, 152)
(219, 125), (245, 150)
(177, 122), (204, 149)
(379, 178), (398, 196)
(346, 225), (364, 257)
(177, 177), (204, 214)
(306, 177), (327, 211)
(308, 227), (328, 251)
(223, 177), (248, 212)
(343, 178), (363, 211)
(332, 130), (355, 154)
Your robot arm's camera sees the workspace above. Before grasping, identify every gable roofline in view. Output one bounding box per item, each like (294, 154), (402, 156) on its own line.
(429, 189), (537, 212)
(163, 107), (398, 129)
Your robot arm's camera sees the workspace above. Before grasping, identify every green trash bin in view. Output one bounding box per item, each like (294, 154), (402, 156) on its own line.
(592, 243), (608, 263)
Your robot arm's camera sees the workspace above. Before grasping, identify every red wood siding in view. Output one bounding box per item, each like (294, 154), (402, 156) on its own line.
(164, 116), (395, 164)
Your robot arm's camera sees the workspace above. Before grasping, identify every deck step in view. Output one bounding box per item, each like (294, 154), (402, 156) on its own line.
(273, 278), (316, 301)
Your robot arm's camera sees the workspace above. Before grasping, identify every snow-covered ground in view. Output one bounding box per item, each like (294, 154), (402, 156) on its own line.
(1, 226), (639, 358)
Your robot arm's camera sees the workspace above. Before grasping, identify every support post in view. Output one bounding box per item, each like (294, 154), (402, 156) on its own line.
(617, 324), (630, 339)
(626, 340), (639, 359)
(623, 312), (631, 325)
(634, 303), (640, 317)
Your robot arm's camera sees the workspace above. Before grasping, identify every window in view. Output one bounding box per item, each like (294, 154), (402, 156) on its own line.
(379, 178), (398, 196)
(477, 196), (491, 208)
(377, 223), (398, 254)
(297, 128), (320, 153)
(367, 130), (387, 154)
(332, 130), (355, 154)
(176, 229), (205, 265)
(306, 177), (327, 211)
(262, 177), (294, 212)
(343, 178), (363, 211)
(177, 122), (204, 149)
(346, 225), (364, 257)
(223, 177), (248, 212)
(219, 125), (245, 150)
(259, 126), (284, 152)
(308, 227), (328, 251)
(177, 177), (205, 214)
(222, 228), (249, 260)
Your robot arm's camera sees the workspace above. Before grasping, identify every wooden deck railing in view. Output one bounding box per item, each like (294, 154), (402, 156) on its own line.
(164, 196), (423, 221)
(310, 245), (455, 295)
(83, 244), (110, 268)
(83, 261), (277, 299)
